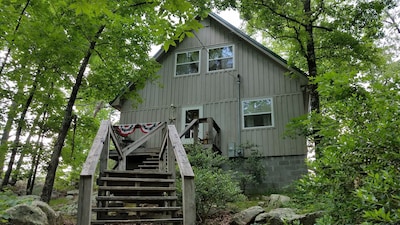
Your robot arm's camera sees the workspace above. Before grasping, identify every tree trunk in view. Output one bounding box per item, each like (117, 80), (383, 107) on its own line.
(26, 110), (48, 195)
(10, 113), (40, 185)
(0, 100), (18, 177)
(2, 76), (37, 188)
(303, 0), (322, 156)
(40, 25), (106, 203)
(0, 0), (31, 76)
(26, 132), (44, 195)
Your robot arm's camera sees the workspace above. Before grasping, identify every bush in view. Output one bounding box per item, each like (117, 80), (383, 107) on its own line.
(180, 144), (245, 222)
(228, 142), (266, 194)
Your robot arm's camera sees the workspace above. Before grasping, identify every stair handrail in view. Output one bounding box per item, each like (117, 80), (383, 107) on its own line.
(160, 125), (196, 225)
(77, 120), (121, 225)
(176, 117), (221, 152)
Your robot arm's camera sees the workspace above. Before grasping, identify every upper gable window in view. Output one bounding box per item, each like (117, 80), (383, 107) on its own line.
(208, 45), (234, 72)
(242, 98), (274, 129)
(175, 50), (200, 76)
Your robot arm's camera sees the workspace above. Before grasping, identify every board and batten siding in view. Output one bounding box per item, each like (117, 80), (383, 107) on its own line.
(119, 17), (307, 157)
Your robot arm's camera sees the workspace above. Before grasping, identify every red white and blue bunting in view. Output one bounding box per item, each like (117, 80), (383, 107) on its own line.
(113, 122), (161, 137)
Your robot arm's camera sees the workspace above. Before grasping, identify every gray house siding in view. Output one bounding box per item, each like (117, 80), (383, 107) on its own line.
(116, 14), (308, 189)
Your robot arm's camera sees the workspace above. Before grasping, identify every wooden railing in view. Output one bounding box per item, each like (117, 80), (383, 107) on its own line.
(77, 120), (121, 225)
(159, 125), (196, 225)
(179, 117), (221, 152)
(77, 120), (196, 225)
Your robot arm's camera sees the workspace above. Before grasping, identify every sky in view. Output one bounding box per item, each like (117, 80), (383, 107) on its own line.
(216, 9), (242, 28)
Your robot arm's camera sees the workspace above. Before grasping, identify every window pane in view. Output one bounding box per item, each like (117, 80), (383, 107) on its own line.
(176, 63), (199, 75)
(209, 46), (233, 60)
(244, 114), (272, 127)
(243, 99), (272, 115)
(177, 51), (199, 64)
(209, 58), (233, 71)
(221, 46), (233, 58)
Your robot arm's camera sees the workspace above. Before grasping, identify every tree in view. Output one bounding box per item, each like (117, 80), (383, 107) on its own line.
(236, 0), (392, 154)
(36, 0), (208, 203)
(0, 0), (210, 202)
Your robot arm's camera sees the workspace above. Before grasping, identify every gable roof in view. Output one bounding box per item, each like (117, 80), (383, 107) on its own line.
(153, 12), (308, 79)
(110, 12), (308, 109)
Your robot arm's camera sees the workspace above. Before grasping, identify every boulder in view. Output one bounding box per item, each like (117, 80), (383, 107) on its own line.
(265, 194), (291, 209)
(254, 208), (323, 225)
(231, 206), (265, 225)
(4, 201), (62, 225)
(32, 201), (62, 225)
(5, 204), (48, 225)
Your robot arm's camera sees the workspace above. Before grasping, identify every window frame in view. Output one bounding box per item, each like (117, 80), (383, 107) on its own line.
(207, 44), (235, 73)
(174, 49), (201, 77)
(242, 97), (274, 129)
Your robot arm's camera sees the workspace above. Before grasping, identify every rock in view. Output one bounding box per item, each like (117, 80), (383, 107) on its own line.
(4, 201), (63, 225)
(32, 201), (62, 225)
(254, 208), (323, 225)
(231, 206), (265, 225)
(257, 201), (266, 207)
(5, 204), (48, 225)
(266, 194), (291, 209)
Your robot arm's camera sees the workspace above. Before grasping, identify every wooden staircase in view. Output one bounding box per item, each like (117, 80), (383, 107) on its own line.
(91, 155), (183, 224)
(78, 119), (220, 225)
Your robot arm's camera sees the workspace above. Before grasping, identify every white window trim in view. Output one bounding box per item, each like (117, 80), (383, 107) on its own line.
(242, 97), (274, 129)
(174, 49), (201, 77)
(207, 44), (235, 73)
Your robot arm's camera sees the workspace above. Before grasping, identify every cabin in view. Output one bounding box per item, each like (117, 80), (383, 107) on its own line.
(111, 13), (309, 190)
(77, 13), (309, 225)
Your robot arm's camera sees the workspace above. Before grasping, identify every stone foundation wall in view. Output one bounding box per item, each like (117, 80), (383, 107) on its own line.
(248, 154), (308, 193)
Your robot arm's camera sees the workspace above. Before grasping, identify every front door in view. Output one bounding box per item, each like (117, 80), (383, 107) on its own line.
(181, 106), (203, 144)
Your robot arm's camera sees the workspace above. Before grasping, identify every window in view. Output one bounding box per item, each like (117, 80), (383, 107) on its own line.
(208, 45), (234, 72)
(242, 98), (273, 128)
(175, 50), (200, 76)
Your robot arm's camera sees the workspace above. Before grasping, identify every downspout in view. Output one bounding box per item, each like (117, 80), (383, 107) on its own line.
(237, 74), (242, 149)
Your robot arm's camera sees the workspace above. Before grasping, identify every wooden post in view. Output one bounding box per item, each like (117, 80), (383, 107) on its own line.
(99, 128), (109, 174)
(118, 154), (126, 170)
(207, 118), (214, 145)
(167, 134), (176, 177)
(182, 176), (196, 225)
(193, 122), (199, 144)
(77, 175), (93, 225)
(168, 125), (195, 225)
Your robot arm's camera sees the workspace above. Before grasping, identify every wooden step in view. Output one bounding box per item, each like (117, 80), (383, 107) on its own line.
(99, 177), (174, 183)
(103, 170), (170, 175)
(96, 196), (178, 202)
(91, 218), (183, 224)
(138, 164), (159, 169)
(92, 206), (181, 212)
(98, 186), (176, 191)
(103, 170), (170, 179)
(98, 186), (176, 196)
(142, 160), (159, 165)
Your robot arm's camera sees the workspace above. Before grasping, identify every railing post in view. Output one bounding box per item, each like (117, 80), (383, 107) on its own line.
(77, 175), (93, 225)
(118, 154), (127, 170)
(182, 176), (196, 225)
(193, 122), (199, 144)
(99, 128), (110, 174)
(167, 135), (176, 177)
(207, 118), (214, 145)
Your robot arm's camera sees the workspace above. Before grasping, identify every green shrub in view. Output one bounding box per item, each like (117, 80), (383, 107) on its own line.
(228, 142), (266, 194)
(181, 144), (246, 222)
